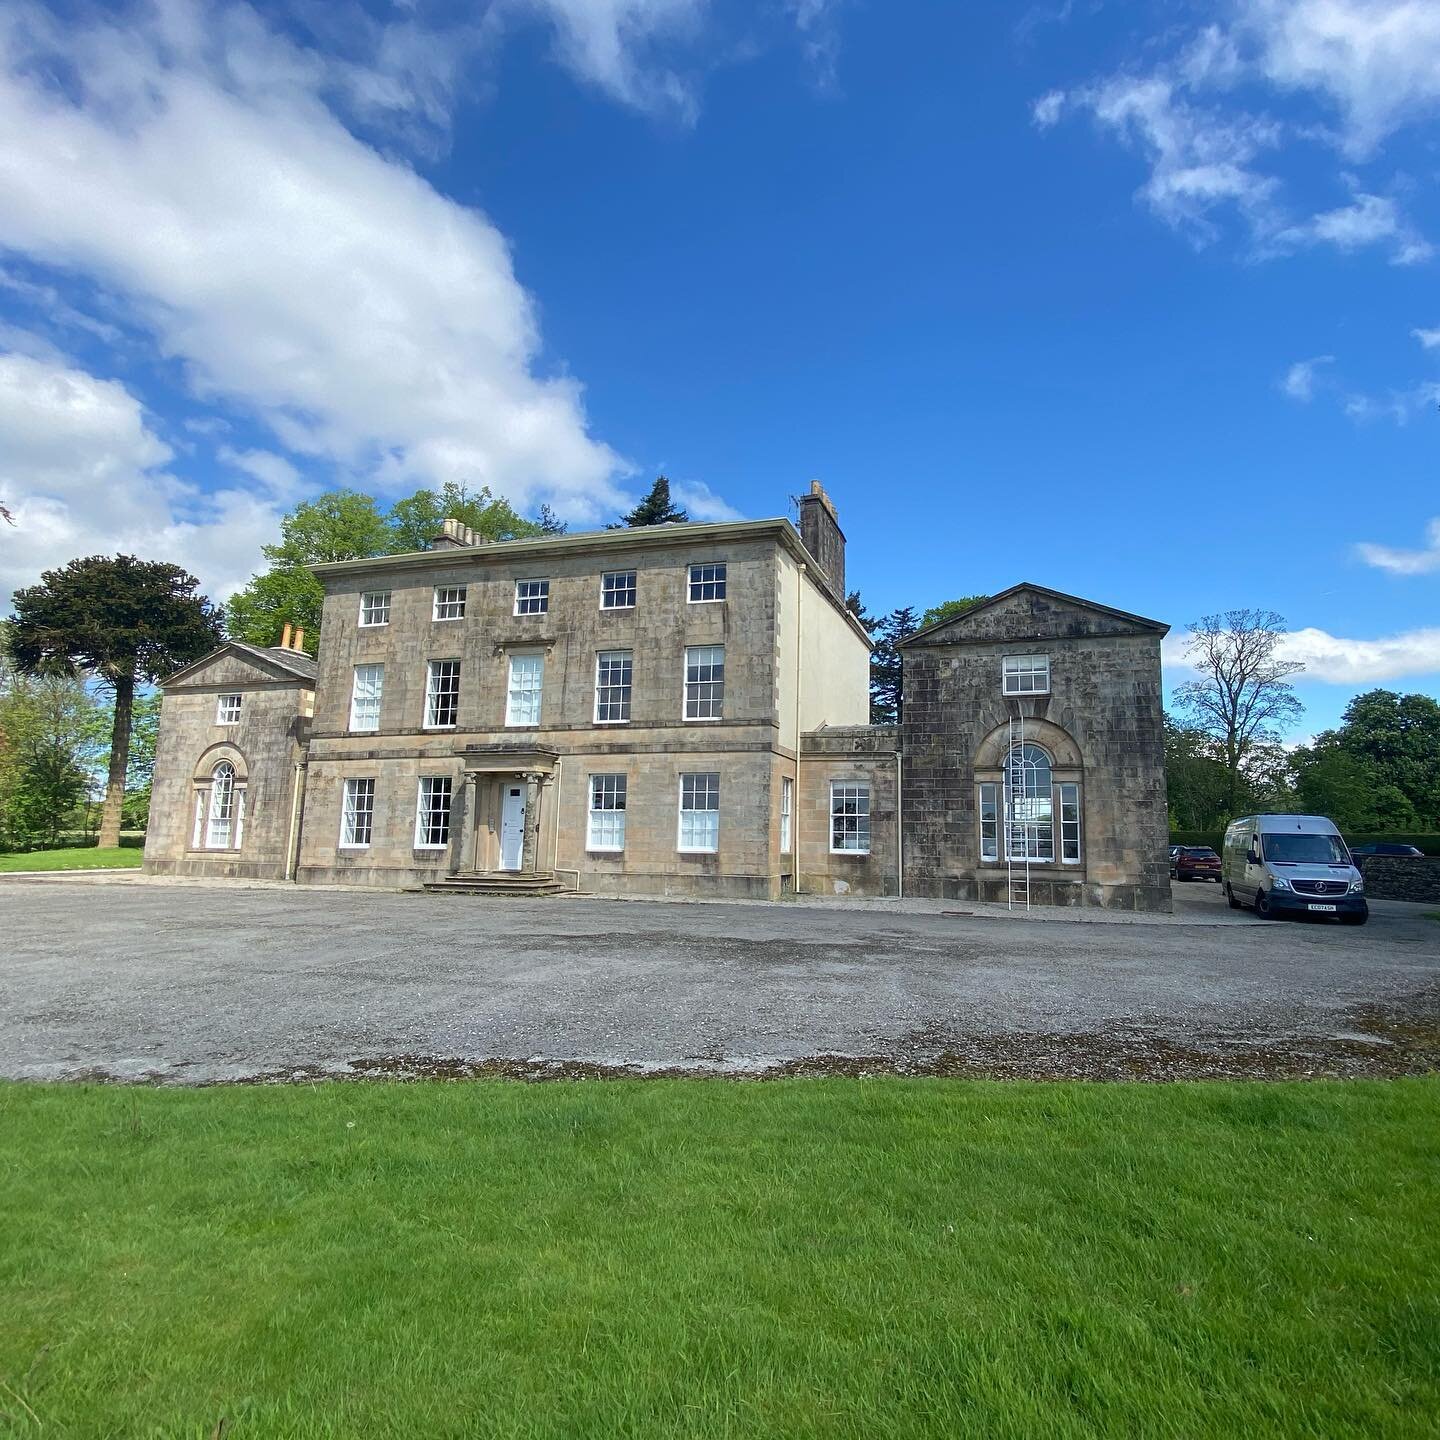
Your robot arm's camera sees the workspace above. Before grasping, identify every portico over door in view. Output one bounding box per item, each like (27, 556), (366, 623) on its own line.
(499, 784), (526, 871)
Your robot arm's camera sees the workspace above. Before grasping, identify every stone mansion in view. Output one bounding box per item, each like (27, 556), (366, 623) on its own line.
(144, 483), (1172, 910)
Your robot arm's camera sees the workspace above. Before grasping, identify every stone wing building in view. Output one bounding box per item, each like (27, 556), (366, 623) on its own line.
(898, 584), (1170, 910)
(144, 491), (1171, 909)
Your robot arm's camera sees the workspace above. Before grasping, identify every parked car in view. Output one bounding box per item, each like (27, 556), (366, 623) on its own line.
(1349, 843), (1424, 860)
(1171, 846), (1222, 881)
(1222, 814), (1367, 924)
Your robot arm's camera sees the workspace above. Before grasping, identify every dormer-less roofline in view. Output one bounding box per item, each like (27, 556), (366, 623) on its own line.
(309, 516), (874, 646)
(898, 581), (1169, 648)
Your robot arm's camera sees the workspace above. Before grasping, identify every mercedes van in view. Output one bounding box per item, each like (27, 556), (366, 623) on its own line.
(1222, 814), (1367, 924)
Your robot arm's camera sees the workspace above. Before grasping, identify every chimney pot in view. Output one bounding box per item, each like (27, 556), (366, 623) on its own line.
(294, 627), (305, 651)
(281, 622), (293, 649)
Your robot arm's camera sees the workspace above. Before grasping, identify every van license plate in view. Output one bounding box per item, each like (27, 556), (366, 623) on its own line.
(1307, 903), (1337, 913)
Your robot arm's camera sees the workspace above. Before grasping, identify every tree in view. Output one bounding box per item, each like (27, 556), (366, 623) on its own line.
(8, 556), (223, 848)
(537, 504), (568, 535)
(918, 595), (988, 631)
(1172, 609), (1303, 821)
(1163, 718), (1232, 830)
(612, 476), (688, 528)
(845, 590), (879, 633)
(0, 673), (106, 849)
(1289, 689), (1440, 829)
(869, 606), (919, 725)
(121, 691), (162, 830)
(387, 482), (543, 553)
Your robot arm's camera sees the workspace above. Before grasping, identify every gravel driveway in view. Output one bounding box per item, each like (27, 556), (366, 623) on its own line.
(3, 875), (1438, 1082)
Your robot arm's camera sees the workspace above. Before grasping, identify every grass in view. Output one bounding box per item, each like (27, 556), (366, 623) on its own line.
(2, 1080), (1437, 1439)
(0, 846), (143, 874)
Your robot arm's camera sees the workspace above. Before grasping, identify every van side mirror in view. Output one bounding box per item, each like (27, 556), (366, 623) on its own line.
(1247, 846), (1261, 865)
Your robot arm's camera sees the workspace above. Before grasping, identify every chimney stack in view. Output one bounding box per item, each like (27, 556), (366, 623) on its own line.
(797, 480), (846, 599)
(430, 516), (483, 549)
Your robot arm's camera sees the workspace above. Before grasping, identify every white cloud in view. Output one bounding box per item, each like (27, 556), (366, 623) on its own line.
(1355, 516), (1440, 574)
(0, 0), (629, 526)
(1163, 620), (1440, 683)
(1271, 191), (1433, 264)
(1043, 1), (1439, 262)
(1281, 353), (1333, 400)
(1412, 326), (1440, 348)
(216, 446), (307, 501)
(671, 478), (743, 522)
(517, 0), (707, 119)
(0, 349), (281, 605)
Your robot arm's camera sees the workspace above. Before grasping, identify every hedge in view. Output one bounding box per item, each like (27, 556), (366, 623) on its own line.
(1170, 829), (1440, 856)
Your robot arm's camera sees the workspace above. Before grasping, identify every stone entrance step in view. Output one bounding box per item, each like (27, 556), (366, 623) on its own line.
(422, 872), (568, 897)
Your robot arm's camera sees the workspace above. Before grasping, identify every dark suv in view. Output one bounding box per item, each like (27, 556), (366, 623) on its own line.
(1349, 843), (1424, 860)
(1171, 846), (1222, 882)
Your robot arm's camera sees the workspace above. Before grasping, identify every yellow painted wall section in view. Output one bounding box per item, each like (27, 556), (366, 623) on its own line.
(776, 549), (871, 750)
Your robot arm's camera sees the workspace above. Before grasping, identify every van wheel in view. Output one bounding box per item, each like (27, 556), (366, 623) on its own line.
(1255, 890), (1275, 920)
(1226, 883), (1241, 910)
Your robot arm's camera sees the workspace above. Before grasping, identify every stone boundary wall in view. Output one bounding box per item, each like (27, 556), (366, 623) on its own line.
(1358, 856), (1440, 903)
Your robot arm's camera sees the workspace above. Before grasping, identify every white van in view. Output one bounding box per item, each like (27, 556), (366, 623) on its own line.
(1222, 815), (1367, 924)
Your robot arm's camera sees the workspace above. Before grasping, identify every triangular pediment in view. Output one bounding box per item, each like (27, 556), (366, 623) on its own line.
(900, 583), (1168, 647)
(162, 643), (315, 690)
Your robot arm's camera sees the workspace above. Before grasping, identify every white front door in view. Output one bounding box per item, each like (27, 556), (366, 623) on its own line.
(499, 784), (526, 871)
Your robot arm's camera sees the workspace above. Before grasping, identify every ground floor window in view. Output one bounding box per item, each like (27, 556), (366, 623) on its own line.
(341, 777), (375, 848)
(780, 776), (793, 855)
(979, 747), (1082, 865)
(588, 774), (627, 851)
(202, 761), (244, 849)
(830, 781), (871, 854)
(678, 772), (720, 852)
(415, 776), (452, 849)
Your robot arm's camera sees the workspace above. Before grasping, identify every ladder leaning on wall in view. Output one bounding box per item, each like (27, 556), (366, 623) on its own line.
(1005, 707), (1032, 912)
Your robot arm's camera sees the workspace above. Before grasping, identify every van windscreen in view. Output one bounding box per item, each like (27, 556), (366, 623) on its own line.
(1261, 833), (1348, 864)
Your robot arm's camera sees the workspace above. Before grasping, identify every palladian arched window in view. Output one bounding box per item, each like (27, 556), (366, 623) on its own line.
(206, 763), (236, 849)
(978, 738), (1081, 866)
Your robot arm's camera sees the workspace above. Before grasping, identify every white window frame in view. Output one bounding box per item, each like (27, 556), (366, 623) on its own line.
(780, 776), (793, 855)
(215, 693), (242, 725)
(1002, 654), (1050, 696)
(1059, 782), (1081, 864)
(979, 781), (1000, 862)
(594, 650), (633, 724)
(424, 659), (461, 730)
(601, 570), (637, 610)
(359, 591), (391, 627)
(678, 772), (720, 853)
(829, 781), (872, 855)
(414, 776), (453, 850)
(205, 762), (238, 849)
(587, 774), (627, 852)
(687, 562), (727, 603)
(432, 585), (466, 621)
(506, 653), (544, 727)
(514, 579), (549, 616)
(683, 644), (725, 721)
(349, 663), (383, 733)
(340, 777), (375, 848)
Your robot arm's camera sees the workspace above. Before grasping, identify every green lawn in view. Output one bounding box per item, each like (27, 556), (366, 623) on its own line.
(0, 846), (142, 874)
(2, 1080), (1437, 1439)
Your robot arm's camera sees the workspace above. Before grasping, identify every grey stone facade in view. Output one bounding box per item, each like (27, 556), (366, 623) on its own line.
(898, 584), (1171, 911)
(143, 644), (314, 880)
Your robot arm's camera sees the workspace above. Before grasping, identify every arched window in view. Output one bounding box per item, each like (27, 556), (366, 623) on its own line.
(207, 762), (236, 849)
(1004, 744), (1053, 860)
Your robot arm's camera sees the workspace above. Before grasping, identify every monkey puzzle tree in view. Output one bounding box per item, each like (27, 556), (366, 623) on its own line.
(8, 555), (223, 848)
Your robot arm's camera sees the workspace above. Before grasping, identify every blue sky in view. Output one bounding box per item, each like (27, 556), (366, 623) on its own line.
(0, 0), (1437, 738)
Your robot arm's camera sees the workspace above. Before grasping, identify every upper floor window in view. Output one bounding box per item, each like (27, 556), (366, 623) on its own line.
(688, 562), (726, 603)
(415, 776), (453, 849)
(216, 693), (242, 725)
(602, 570), (637, 609)
(588, 774), (627, 851)
(506, 653), (544, 726)
(684, 645), (724, 721)
(359, 591), (391, 627)
(349, 663), (383, 733)
(595, 650), (632, 723)
(830, 782), (871, 855)
(340, 777), (375, 848)
(433, 585), (466, 621)
(515, 579), (549, 615)
(424, 659), (460, 729)
(678, 772), (720, 853)
(1002, 654), (1050, 695)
